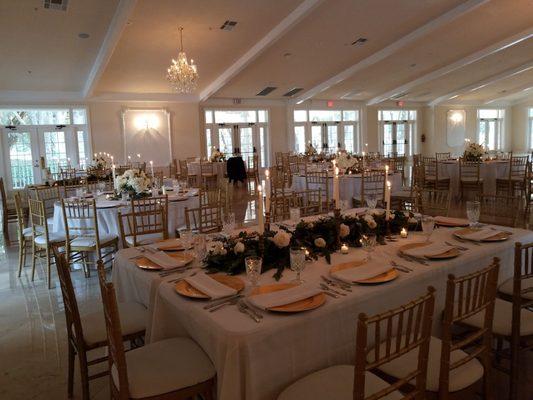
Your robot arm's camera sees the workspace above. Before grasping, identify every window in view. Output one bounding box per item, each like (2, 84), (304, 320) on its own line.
(528, 108), (533, 150)
(292, 109), (360, 153)
(204, 109), (269, 167)
(0, 107), (91, 189)
(477, 109), (504, 150)
(378, 110), (417, 156)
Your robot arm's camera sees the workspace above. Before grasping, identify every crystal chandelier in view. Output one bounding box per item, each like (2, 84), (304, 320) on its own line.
(166, 27), (198, 93)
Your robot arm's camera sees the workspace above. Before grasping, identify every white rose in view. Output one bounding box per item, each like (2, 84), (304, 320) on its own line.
(234, 242), (245, 254)
(212, 242), (226, 255)
(370, 208), (384, 216)
(368, 220), (377, 229)
(314, 238), (326, 248)
(308, 222), (314, 229)
(272, 231), (291, 248)
(364, 215), (377, 229)
(389, 213), (395, 220)
(408, 217), (418, 224)
(339, 223), (350, 238)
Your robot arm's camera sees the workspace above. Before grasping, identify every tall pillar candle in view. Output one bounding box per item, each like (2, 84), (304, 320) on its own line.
(150, 160), (154, 177)
(264, 169), (271, 212)
(257, 185), (265, 234)
(385, 180), (391, 220)
(334, 166), (340, 209)
(112, 164), (116, 190)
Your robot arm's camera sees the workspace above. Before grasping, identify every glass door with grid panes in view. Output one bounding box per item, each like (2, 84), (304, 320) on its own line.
(378, 110), (416, 156)
(1, 127), (40, 189)
(477, 109), (504, 151)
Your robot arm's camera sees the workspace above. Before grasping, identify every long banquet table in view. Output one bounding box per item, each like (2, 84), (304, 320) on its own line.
(111, 216), (533, 400)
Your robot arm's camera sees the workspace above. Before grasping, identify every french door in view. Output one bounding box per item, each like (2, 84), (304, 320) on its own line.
(1, 127), (40, 189)
(212, 123), (265, 167)
(382, 121), (411, 156)
(311, 122), (339, 153)
(478, 119), (500, 150)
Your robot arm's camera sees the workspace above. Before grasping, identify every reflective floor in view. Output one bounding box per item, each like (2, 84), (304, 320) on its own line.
(0, 185), (531, 399)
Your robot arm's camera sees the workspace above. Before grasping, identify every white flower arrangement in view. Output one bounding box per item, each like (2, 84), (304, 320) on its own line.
(314, 237), (326, 248)
(305, 142), (317, 156)
(363, 214), (377, 229)
(115, 169), (150, 195)
(234, 242), (245, 254)
(335, 152), (358, 171)
(339, 223), (350, 238)
(464, 142), (486, 161)
(271, 230), (292, 248)
(210, 150), (226, 162)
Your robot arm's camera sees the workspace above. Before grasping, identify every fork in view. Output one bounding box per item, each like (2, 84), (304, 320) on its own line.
(321, 275), (352, 291)
(390, 261), (412, 272)
(398, 253), (428, 266)
(320, 283), (346, 296)
(237, 300), (261, 323)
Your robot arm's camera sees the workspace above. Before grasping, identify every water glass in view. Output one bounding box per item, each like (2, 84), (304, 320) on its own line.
(366, 194), (377, 209)
(360, 234), (376, 261)
(290, 247), (307, 284)
(172, 179), (180, 193)
(421, 216), (435, 242)
(222, 212), (236, 236)
(245, 256), (262, 288)
(180, 229), (193, 250)
(466, 201), (480, 227)
(339, 199), (350, 211)
(97, 182), (106, 196)
(289, 207), (301, 223)
(193, 234), (207, 261)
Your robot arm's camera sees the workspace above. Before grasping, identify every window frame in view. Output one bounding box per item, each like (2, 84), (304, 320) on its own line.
(377, 109), (417, 156)
(476, 108), (505, 151)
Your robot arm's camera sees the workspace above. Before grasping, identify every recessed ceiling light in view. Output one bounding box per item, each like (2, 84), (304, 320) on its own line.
(78, 33), (90, 39)
(220, 20), (237, 31)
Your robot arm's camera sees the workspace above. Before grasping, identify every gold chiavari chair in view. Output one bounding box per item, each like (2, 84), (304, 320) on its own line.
(459, 159), (483, 201)
(422, 157), (450, 190)
(199, 188), (222, 208)
(275, 151), (284, 169)
(305, 170), (331, 211)
(293, 189), (323, 217)
(374, 260), (499, 399)
(179, 159), (197, 187)
(367, 151), (381, 159)
(0, 177), (18, 245)
(478, 195), (520, 227)
(418, 188), (451, 217)
(116, 165), (130, 175)
(53, 252), (146, 400)
(526, 160), (533, 221)
(15, 193), (33, 277)
(28, 185), (62, 220)
(495, 155), (528, 197)
(494, 242), (533, 400)
(61, 198), (118, 277)
(64, 183), (88, 198)
(60, 167), (79, 185)
(199, 160), (217, 189)
(278, 287), (436, 400)
(28, 198), (66, 288)
(435, 152), (451, 161)
(388, 155), (406, 185)
(118, 196), (169, 248)
(217, 179), (233, 216)
(391, 165), (421, 212)
(185, 204), (222, 233)
(270, 168), (293, 195)
(270, 191), (293, 222)
(355, 170), (385, 208)
(99, 276), (215, 400)
(246, 154), (260, 186)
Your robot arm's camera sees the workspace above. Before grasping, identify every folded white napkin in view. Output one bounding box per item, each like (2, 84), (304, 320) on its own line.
(96, 200), (120, 208)
(434, 216), (469, 226)
(403, 243), (452, 258)
(458, 228), (499, 241)
(248, 283), (322, 310)
(144, 251), (183, 269)
(184, 272), (237, 299)
(331, 259), (391, 283)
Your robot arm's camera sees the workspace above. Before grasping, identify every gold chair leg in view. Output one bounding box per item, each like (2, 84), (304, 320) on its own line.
(17, 238), (24, 277)
(31, 242), (37, 282)
(46, 246), (52, 289)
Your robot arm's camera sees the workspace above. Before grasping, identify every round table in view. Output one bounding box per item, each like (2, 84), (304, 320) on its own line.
(438, 160), (509, 198)
(187, 161), (226, 180)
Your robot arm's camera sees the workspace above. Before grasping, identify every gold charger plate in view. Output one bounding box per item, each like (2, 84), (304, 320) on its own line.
(250, 283), (326, 312)
(154, 238), (191, 251)
(175, 274), (245, 299)
(330, 259), (398, 284)
(399, 242), (461, 260)
(453, 227), (511, 242)
(135, 252), (194, 271)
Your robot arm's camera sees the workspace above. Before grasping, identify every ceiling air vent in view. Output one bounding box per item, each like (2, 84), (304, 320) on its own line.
(351, 37), (368, 46)
(283, 88), (303, 97)
(220, 20), (238, 31)
(43, 0), (68, 11)
(256, 86), (277, 96)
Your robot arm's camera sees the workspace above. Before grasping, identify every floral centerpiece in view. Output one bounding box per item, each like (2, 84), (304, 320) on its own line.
(115, 169), (150, 198)
(210, 149), (226, 162)
(87, 156), (110, 180)
(305, 142), (317, 156)
(335, 152), (360, 174)
(464, 142), (485, 161)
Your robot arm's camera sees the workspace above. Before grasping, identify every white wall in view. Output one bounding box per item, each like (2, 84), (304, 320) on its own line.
(510, 101), (532, 153)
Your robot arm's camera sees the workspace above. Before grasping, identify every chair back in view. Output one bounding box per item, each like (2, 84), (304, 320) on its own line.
(293, 189), (323, 217)
(99, 280), (131, 399)
(270, 168), (291, 194)
(199, 188), (222, 208)
(459, 159), (481, 182)
(119, 196), (168, 247)
(305, 170), (330, 210)
(356, 287), (435, 400)
(28, 186), (62, 218)
(479, 195), (520, 227)
(64, 184), (88, 198)
(178, 159), (189, 180)
(13, 192), (26, 240)
(247, 154), (259, 175)
(28, 198), (52, 244)
(422, 157), (438, 180)
(511, 242), (533, 347)
(508, 155), (528, 180)
(270, 191), (293, 222)
(61, 199), (100, 250)
(60, 167), (78, 184)
(185, 204), (222, 233)
(200, 160), (214, 175)
(275, 152), (284, 168)
(418, 189), (450, 216)
(436, 152), (451, 161)
(360, 170), (385, 206)
(439, 259), (499, 398)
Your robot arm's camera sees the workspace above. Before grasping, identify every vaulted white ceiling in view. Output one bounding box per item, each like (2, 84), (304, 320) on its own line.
(1, 0), (532, 105)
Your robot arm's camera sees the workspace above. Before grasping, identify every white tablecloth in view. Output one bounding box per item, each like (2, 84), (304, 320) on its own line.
(291, 172), (403, 202)
(439, 160), (509, 198)
(52, 192), (200, 237)
(188, 161), (226, 179)
(111, 217), (533, 400)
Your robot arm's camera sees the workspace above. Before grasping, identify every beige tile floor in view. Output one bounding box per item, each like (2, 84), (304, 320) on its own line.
(0, 184), (531, 399)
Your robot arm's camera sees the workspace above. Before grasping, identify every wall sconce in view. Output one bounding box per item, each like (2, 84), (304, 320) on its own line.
(134, 113), (160, 131)
(449, 111), (464, 124)
(446, 109), (466, 147)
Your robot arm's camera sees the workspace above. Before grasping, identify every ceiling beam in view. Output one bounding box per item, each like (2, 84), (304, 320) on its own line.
(292, 0), (488, 104)
(366, 27), (533, 105)
(82, 0), (138, 99)
(484, 85), (533, 105)
(429, 60), (533, 105)
(0, 90), (83, 103)
(88, 92), (199, 102)
(198, 0), (325, 102)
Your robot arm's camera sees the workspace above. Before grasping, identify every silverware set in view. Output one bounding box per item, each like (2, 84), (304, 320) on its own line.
(397, 252), (429, 265)
(203, 294), (243, 311)
(237, 299), (263, 323)
(321, 275), (353, 291)
(319, 283), (346, 297)
(454, 236), (480, 246)
(202, 295), (263, 323)
(390, 261), (412, 273)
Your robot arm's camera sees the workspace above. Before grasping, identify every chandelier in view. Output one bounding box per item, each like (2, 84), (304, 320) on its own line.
(166, 27), (198, 93)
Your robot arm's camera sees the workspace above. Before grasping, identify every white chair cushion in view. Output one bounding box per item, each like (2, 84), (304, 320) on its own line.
(461, 298), (533, 336)
(277, 365), (402, 400)
(22, 227), (33, 238)
(125, 232), (164, 247)
(370, 336), (483, 393)
(81, 302), (147, 346)
(111, 337), (215, 399)
(70, 234), (117, 248)
(499, 277), (533, 300)
(34, 232), (65, 245)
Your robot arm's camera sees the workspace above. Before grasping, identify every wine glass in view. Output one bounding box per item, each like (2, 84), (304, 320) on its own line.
(289, 207), (301, 223)
(466, 201), (480, 227)
(193, 234), (207, 262)
(366, 194), (377, 209)
(245, 256), (262, 288)
(421, 216), (435, 242)
(290, 247), (307, 284)
(180, 229), (193, 250)
(360, 234), (376, 261)
(222, 212), (236, 236)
